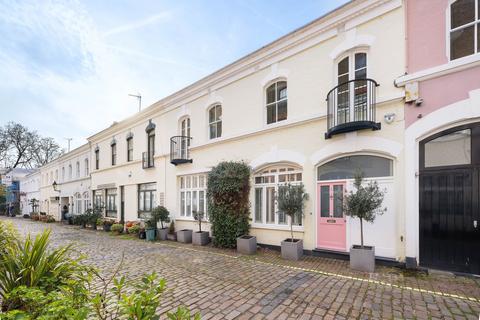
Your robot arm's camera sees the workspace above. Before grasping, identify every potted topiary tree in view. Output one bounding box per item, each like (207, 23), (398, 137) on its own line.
(277, 183), (308, 261)
(342, 173), (386, 272)
(192, 210), (209, 246)
(152, 206), (170, 240)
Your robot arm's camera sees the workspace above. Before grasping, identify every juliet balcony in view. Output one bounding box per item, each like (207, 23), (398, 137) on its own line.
(170, 136), (193, 165)
(325, 78), (381, 139)
(142, 151), (154, 169)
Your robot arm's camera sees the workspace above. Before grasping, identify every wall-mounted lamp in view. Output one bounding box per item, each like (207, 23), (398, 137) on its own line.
(52, 181), (59, 192)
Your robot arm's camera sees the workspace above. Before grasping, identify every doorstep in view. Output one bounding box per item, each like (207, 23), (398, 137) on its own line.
(312, 248), (404, 268)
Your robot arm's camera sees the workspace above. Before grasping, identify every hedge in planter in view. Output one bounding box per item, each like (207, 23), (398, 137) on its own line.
(207, 161), (251, 248)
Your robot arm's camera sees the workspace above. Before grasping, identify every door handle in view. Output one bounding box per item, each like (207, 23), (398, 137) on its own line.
(474, 220), (478, 229)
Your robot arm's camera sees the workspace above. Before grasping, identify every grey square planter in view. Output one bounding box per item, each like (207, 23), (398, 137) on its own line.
(350, 245), (375, 273)
(177, 229), (192, 243)
(281, 239), (303, 261)
(192, 231), (210, 246)
(157, 228), (168, 241)
(167, 233), (177, 241)
(237, 235), (257, 255)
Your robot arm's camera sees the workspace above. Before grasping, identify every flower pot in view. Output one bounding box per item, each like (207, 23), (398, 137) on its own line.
(157, 228), (168, 240)
(104, 224), (111, 232)
(177, 229), (192, 243)
(281, 239), (303, 261)
(167, 233), (177, 241)
(192, 231), (210, 246)
(146, 228), (156, 241)
(237, 235), (257, 255)
(350, 245), (375, 273)
(138, 230), (146, 239)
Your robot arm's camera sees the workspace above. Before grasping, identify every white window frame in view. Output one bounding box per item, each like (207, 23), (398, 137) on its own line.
(252, 165), (304, 230)
(334, 51), (369, 124)
(84, 159), (89, 176)
(208, 104), (222, 140)
(83, 191), (90, 212)
(68, 165), (72, 180)
(75, 192), (83, 214)
(265, 79), (288, 125)
(179, 174), (207, 220)
(447, 0), (480, 61)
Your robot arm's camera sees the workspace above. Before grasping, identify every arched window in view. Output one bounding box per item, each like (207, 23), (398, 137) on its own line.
(84, 159), (89, 176)
(68, 165), (72, 180)
(61, 167), (65, 182)
(317, 155), (393, 181)
(336, 52), (367, 124)
(449, 0), (479, 60)
(83, 191), (91, 212)
(253, 164), (303, 226)
(55, 169), (58, 181)
(208, 104), (222, 139)
(76, 161), (80, 178)
(75, 192), (82, 214)
(180, 117), (191, 158)
(266, 81), (287, 124)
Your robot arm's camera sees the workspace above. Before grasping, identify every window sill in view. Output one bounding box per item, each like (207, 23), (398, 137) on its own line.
(251, 223), (304, 232)
(175, 217), (210, 223)
(395, 53), (480, 86)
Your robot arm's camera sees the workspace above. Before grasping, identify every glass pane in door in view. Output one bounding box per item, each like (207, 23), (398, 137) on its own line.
(320, 186), (330, 217)
(266, 187), (275, 223)
(333, 185), (344, 218)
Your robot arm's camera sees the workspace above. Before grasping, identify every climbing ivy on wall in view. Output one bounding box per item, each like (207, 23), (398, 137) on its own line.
(207, 161), (251, 248)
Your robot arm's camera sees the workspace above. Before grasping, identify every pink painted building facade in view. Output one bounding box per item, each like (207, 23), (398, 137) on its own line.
(396, 0), (480, 274)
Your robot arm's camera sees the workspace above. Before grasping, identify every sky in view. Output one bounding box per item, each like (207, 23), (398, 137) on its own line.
(0, 0), (349, 150)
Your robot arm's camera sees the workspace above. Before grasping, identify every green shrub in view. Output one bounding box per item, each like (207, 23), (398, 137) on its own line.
(128, 225), (140, 235)
(45, 215), (55, 223)
(207, 161), (251, 248)
(111, 224), (124, 233)
(0, 230), (89, 310)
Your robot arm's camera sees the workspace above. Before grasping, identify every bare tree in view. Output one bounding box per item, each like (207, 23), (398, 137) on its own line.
(1, 122), (63, 169)
(31, 137), (64, 167)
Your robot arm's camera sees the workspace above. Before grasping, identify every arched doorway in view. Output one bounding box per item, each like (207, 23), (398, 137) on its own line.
(419, 122), (480, 274)
(316, 155), (394, 253)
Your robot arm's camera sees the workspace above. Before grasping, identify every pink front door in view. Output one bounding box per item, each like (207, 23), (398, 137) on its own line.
(317, 182), (347, 251)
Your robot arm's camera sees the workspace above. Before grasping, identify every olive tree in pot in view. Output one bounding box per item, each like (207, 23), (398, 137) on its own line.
(152, 206), (170, 240)
(192, 210), (209, 246)
(343, 173), (386, 273)
(277, 183), (308, 261)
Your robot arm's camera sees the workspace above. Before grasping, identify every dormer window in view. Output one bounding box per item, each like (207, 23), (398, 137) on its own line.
(449, 0), (480, 60)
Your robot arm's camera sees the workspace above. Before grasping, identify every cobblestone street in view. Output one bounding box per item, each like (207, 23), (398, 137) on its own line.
(3, 217), (480, 320)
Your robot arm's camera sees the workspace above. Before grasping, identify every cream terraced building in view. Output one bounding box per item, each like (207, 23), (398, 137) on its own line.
(38, 144), (91, 220)
(38, 0), (408, 264)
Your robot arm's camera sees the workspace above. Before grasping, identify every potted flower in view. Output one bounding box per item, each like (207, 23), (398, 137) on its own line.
(192, 211), (209, 246)
(167, 221), (177, 241)
(277, 183), (308, 261)
(111, 223), (123, 234)
(128, 224), (140, 236)
(151, 206), (170, 240)
(343, 173), (386, 273)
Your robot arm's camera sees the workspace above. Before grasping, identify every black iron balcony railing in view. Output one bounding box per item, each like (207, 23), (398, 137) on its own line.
(142, 150), (154, 169)
(170, 136), (193, 165)
(325, 78), (381, 139)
